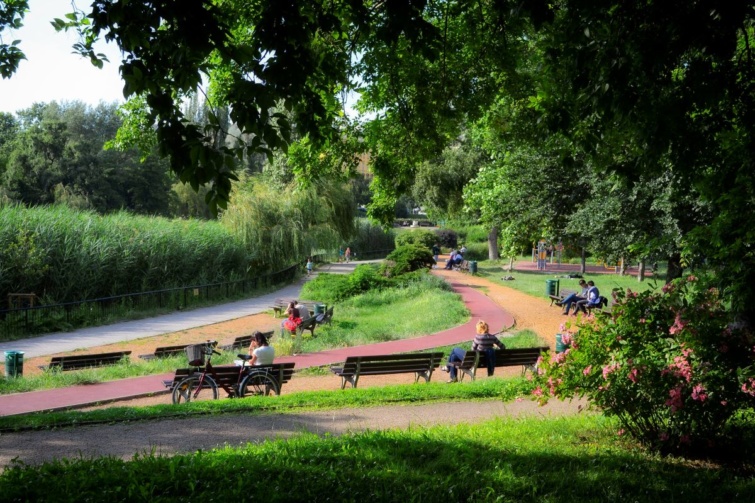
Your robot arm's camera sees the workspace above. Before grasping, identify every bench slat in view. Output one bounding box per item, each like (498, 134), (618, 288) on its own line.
(331, 352), (444, 389)
(454, 347), (548, 382)
(43, 351), (132, 371)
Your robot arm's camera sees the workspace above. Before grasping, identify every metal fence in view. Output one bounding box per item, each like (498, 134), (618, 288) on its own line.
(0, 264), (298, 340)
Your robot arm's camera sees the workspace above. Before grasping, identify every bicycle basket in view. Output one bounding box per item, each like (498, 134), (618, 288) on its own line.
(186, 344), (206, 366)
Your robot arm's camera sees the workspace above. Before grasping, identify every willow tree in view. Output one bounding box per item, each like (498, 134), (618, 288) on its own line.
(221, 178), (355, 273)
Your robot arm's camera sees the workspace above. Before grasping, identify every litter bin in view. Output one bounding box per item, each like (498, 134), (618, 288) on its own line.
(314, 304), (325, 316)
(469, 261), (478, 274)
(545, 279), (560, 296)
(555, 334), (569, 354)
(4, 350), (24, 378)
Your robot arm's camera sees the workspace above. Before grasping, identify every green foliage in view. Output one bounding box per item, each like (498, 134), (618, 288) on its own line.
(460, 242), (489, 261)
(381, 245), (435, 276)
(433, 228), (457, 249)
(534, 276), (755, 455)
(0, 205), (249, 303)
(2, 102), (172, 215)
(394, 229), (436, 249)
(220, 178), (354, 273)
(348, 219), (395, 255)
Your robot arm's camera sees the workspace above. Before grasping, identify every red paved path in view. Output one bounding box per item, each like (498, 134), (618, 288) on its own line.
(0, 281), (513, 417)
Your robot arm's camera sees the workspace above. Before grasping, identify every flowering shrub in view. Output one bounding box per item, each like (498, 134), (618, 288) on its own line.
(533, 276), (755, 453)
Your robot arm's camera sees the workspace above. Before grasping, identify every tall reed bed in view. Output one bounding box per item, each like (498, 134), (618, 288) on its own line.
(0, 204), (250, 303)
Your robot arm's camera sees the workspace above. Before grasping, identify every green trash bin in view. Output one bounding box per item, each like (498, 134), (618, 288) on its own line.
(469, 261), (478, 274)
(555, 334), (569, 353)
(4, 350), (24, 378)
(545, 279), (560, 296)
(313, 304), (325, 316)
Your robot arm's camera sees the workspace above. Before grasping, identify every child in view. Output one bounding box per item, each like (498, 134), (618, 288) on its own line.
(306, 257), (313, 275)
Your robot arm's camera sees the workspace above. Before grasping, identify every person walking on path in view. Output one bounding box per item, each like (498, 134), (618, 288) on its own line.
(431, 243), (441, 268)
(345, 247), (352, 263)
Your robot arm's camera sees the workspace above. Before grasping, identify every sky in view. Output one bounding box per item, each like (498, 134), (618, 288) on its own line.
(0, 0), (124, 114)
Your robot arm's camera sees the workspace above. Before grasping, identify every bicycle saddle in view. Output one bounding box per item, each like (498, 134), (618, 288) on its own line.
(237, 354), (253, 361)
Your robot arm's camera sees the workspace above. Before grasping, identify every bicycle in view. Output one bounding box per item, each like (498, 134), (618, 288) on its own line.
(171, 340), (280, 404)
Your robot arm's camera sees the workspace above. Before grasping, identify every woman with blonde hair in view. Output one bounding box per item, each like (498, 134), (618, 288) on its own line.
(441, 320), (505, 382)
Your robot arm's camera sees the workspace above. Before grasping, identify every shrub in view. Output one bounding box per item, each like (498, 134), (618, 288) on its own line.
(300, 265), (386, 303)
(381, 245), (435, 276)
(395, 230), (436, 249)
(533, 276), (755, 455)
(349, 219), (396, 255)
(462, 242), (489, 261)
(434, 229), (457, 249)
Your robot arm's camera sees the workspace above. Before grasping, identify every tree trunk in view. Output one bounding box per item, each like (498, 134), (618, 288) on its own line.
(666, 253), (684, 283)
(508, 256), (515, 271)
(487, 226), (500, 260)
(620, 256), (627, 276)
(580, 247), (586, 274)
(638, 259), (646, 282)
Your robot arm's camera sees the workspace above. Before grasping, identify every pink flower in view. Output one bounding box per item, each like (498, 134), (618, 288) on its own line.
(639, 318), (646, 324)
(583, 365), (592, 376)
(687, 275), (697, 282)
(691, 384), (707, 402)
(561, 332), (572, 345)
(665, 387), (684, 413)
(602, 363), (619, 380)
(532, 387), (543, 396)
(669, 313), (687, 335)
(617, 429), (625, 436)
(628, 368), (639, 383)
(662, 283), (674, 293)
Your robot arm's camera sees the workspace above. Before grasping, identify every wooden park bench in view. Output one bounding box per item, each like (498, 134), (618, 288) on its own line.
(40, 351), (132, 371)
(270, 299), (324, 318)
(450, 347), (549, 382)
(219, 330), (275, 351)
(549, 289), (576, 307)
(139, 344), (196, 360)
(162, 362), (296, 396)
(330, 352), (444, 389)
(453, 260), (470, 273)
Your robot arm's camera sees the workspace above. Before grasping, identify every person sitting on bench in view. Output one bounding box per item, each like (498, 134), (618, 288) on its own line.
(573, 281), (600, 315)
(247, 331), (275, 366)
(441, 320), (505, 382)
(561, 279), (588, 315)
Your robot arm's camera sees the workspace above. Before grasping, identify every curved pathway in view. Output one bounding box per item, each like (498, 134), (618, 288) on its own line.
(0, 266), (515, 416)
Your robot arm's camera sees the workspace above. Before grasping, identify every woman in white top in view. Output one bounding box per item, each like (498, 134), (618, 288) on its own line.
(247, 331), (275, 365)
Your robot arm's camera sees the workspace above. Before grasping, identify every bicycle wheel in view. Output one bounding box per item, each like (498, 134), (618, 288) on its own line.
(171, 375), (220, 404)
(238, 371), (279, 397)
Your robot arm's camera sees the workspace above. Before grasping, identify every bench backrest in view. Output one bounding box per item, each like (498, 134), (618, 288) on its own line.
(339, 352), (444, 375)
(48, 351), (132, 371)
(225, 330), (275, 350)
(153, 345), (191, 358)
(478, 347), (548, 368)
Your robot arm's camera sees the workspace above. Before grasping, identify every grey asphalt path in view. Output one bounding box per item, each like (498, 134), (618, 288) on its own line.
(0, 261), (373, 359)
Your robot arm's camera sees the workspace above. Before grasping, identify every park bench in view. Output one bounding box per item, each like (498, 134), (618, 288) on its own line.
(330, 352), (444, 389)
(219, 330), (275, 351)
(453, 260), (470, 273)
(293, 315), (318, 338)
(270, 299), (323, 318)
(549, 289), (576, 307)
(315, 306), (334, 326)
(40, 351), (132, 371)
(162, 362), (296, 396)
(139, 344), (199, 360)
(450, 347), (549, 382)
